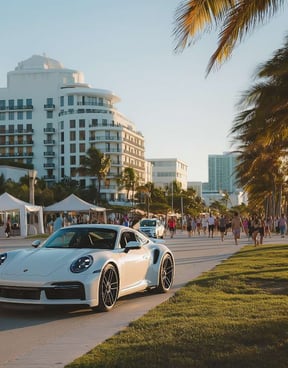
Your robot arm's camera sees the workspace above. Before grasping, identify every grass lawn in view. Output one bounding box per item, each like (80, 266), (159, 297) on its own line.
(66, 243), (288, 368)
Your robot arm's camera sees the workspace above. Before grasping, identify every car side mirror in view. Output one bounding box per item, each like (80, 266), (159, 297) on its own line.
(32, 239), (41, 248)
(124, 241), (141, 253)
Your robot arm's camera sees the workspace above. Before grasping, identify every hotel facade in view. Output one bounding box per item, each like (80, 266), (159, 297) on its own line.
(0, 55), (146, 202)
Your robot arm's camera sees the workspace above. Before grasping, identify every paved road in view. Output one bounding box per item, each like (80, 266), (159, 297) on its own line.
(0, 231), (286, 368)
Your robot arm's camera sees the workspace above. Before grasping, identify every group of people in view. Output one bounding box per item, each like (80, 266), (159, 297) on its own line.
(184, 212), (287, 246)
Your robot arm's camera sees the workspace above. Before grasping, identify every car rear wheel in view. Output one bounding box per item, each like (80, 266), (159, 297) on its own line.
(156, 253), (174, 293)
(97, 264), (119, 312)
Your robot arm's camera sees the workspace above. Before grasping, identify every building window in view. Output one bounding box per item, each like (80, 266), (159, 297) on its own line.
(70, 156), (76, 165)
(79, 130), (85, 140)
(17, 111), (23, 120)
(26, 111), (32, 119)
(102, 119), (107, 126)
(60, 96), (64, 106)
(0, 112), (5, 121)
(9, 112), (14, 120)
(70, 120), (76, 128)
(79, 119), (85, 128)
(61, 132), (64, 142)
(61, 145), (64, 154)
(8, 99), (14, 108)
(91, 119), (98, 127)
(61, 157), (64, 165)
(0, 100), (5, 109)
(47, 97), (53, 105)
(68, 96), (74, 106)
(27, 124), (33, 132)
(47, 110), (53, 119)
(79, 143), (86, 152)
(70, 143), (76, 153)
(70, 131), (76, 141)
(26, 98), (32, 106)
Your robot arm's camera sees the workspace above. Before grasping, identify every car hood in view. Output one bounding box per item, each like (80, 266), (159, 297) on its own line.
(1, 248), (94, 277)
(139, 226), (156, 231)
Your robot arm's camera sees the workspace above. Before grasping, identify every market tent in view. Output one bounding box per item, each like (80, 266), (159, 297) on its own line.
(44, 194), (107, 223)
(0, 192), (44, 237)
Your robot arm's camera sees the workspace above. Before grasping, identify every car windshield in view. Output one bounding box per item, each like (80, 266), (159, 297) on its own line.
(140, 220), (157, 227)
(43, 228), (117, 249)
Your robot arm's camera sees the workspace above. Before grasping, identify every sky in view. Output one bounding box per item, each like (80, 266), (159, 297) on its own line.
(0, 0), (287, 182)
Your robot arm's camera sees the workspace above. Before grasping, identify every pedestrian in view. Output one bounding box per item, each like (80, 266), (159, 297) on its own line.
(53, 213), (63, 232)
(167, 216), (176, 238)
(251, 217), (260, 246)
(201, 215), (208, 236)
(219, 215), (226, 242)
(231, 211), (243, 245)
(186, 215), (192, 237)
(278, 213), (287, 238)
(196, 216), (201, 235)
(5, 216), (11, 238)
(207, 213), (215, 238)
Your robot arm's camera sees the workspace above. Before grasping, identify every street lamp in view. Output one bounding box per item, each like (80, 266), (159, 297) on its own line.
(28, 169), (37, 205)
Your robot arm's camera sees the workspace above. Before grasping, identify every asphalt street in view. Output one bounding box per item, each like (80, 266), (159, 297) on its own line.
(0, 231), (286, 368)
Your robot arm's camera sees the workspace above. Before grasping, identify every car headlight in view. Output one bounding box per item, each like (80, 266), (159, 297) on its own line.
(70, 255), (93, 273)
(0, 253), (7, 265)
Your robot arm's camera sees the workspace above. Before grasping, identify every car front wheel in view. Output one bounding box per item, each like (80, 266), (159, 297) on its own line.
(97, 264), (119, 312)
(156, 253), (174, 293)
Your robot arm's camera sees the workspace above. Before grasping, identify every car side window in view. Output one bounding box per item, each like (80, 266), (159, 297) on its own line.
(120, 231), (137, 248)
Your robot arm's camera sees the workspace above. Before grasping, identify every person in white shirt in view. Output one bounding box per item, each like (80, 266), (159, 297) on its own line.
(207, 213), (215, 238)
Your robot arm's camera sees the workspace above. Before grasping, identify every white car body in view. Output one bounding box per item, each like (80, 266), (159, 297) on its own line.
(139, 218), (165, 239)
(0, 224), (174, 312)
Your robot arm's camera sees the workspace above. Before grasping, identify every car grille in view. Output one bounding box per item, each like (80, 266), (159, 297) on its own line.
(0, 286), (41, 300)
(0, 282), (85, 301)
(46, 282), (85, 300)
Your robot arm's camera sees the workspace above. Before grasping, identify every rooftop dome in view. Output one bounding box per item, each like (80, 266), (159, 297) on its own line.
(15, 54), (64, 71)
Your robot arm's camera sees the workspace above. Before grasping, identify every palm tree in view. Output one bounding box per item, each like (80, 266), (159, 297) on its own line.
(77, 147), (111, 204)
(119, 167), (139, 204)
(174, 0), (287, 74)
(230, 36), (288, 215)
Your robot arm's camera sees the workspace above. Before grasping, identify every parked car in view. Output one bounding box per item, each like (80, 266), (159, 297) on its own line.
(0, 224), (174, 312)
(139, 218), (165, 239)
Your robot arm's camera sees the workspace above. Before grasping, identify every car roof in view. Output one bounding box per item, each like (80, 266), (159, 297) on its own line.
(61, 224), (132, 231)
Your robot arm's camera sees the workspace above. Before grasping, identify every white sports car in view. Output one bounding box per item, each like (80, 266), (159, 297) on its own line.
(0, 224), (175, 312)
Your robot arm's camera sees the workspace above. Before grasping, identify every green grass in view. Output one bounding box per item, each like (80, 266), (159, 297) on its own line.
(66, 244), (288, 368)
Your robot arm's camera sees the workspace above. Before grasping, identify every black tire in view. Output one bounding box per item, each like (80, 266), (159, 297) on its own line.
(155, 253), (174, 293)
(97, 264), (119, 312)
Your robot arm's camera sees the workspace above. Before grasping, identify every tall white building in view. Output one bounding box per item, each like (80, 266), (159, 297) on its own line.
(0, 55), (146, 201)
(147, 158), (188, 190)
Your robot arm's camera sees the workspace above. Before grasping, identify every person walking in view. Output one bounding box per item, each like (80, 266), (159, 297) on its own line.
(231, 211), (243, 245)
(278, 213), (287, 238)
(5, 216), (11, 238)
(53, 213), (63, 232)
(207, 213), (215, 238)
(186, 215), (192, 238)
(219, 215), (226, 242)
(167, 217), (176, 238)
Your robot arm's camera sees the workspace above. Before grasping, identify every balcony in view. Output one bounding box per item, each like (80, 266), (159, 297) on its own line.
(44, 163), (55, 169)
(0, 129), (34, 135)
(44, 104), (55, 110)
(44, 140), (55, 145)
(44, 175), (56, 180)
(0, 105), (33, 111)
(44, 151), (55, 156)
(0, 152), (33, 158)
(44, 128), (56, 133)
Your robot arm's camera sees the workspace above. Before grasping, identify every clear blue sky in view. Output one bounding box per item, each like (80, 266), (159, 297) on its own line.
(0, 0), (287, 182)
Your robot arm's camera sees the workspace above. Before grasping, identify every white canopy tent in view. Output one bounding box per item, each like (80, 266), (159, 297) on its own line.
(0, 192), (44, 237)
(44, 194), (107, 223)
